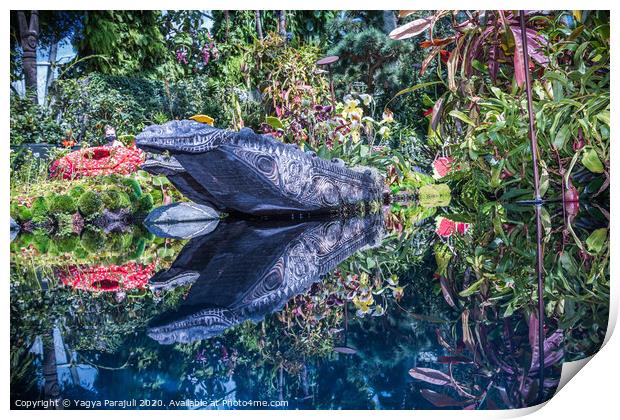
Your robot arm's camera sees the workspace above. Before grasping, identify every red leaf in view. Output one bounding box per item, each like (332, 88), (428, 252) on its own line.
(510, 26), (526, 87)
(409, 367), (451, 386)
(438, 275), (456, 308)
(389, 17), (432, 40)
(510, 26), (549, 87)
(431, 96), (445, 131)
(419, 37), (455, 49)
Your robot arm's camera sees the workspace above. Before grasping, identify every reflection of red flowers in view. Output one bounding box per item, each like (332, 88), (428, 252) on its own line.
(432, 156), (455, 178)
(59, 262), (156, 292)
(436, 217), (470, 237)
(440, 50), (450, 63)
(50, 146), (144, 180)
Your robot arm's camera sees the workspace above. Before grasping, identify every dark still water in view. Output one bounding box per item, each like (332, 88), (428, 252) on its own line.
(10, 201), (609, 410)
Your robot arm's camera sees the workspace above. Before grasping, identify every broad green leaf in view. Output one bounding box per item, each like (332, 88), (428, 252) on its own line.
(360, 144), (370, 157)
(459, 279), (484, 297)
(151, 176), (170, 187)
(448, 110), (475, 126)
(586, 228), (608, 254)
(386, 81), (442, 108)
(553, 124), (570, 150)
(596, 110), (610, 126)
(539, 163), (550, 198)
(581, 148), (605, 173)
(265, 116), (283, 130)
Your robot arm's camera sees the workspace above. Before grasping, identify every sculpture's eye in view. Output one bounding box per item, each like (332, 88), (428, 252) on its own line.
(257, 155), (276, 174)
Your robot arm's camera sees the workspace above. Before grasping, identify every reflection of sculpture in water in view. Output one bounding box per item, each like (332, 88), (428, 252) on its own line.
(147, 214), (384, 344)
(136, 120), (384, 216)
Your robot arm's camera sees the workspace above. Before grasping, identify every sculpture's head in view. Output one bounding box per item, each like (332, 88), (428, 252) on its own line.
(135, 120), (230, 154)
(147, 307), (239, 344)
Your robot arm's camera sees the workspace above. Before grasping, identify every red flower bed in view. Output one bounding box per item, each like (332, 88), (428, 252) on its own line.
(59, 261), (156, 292)
(50, 146), (144, 179)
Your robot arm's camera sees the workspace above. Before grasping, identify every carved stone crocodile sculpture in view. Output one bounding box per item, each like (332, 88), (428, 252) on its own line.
(147, 213), (383, 344)
(136, 120), (384, 216)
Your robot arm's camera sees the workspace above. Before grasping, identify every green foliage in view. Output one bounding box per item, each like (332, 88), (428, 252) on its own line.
(101, 190), (131, 211)
(134, 194), (154, 216)
(73, 11), (170, 77)
(78, 191), (103, 217)
(10, 94), (63, 146)
(55, 234), (79, 253)
(11, 203), (32, 222)
(48, 194), (77, 214)
(121, 177), (143, 200)
(55, 212), (76, 237)
(80, 228), (105, 253)
(328, 27), (413, 95)
(51, 73), (234, 143)
(32, 230), (51, 253)
(30, 197), (49, 223)
(69, 185), (86, 199)
(51, 74), (168, 144)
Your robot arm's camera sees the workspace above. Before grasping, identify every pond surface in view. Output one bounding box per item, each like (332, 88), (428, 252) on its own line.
(10, 200), (609, 410)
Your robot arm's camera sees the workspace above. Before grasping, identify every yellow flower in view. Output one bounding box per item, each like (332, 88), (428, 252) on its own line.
(382, 108), (394, 123)
(342, 99), (363, 121)
(359, 94), (372, 106)
(378, 126), (391, 139)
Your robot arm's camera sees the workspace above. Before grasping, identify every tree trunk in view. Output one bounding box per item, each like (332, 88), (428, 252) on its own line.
(382, 10), (397, 34)
(278, 11), (287, 42)
(255, 11), (263, 40)
(44, 41), (58, 106)
(17, 11), (39, 101)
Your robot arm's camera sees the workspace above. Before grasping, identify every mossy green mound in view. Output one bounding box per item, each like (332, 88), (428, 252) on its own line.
(78, 191), (104, 217)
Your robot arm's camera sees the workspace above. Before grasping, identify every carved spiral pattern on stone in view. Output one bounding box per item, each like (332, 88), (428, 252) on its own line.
(241, 258), (285, 305)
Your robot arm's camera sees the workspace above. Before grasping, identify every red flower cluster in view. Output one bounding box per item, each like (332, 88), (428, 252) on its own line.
(432, 156), (455, 178)
(50, 146), (144, 180)
(435, 216), (471, 237)
(59, 261), (156, 292)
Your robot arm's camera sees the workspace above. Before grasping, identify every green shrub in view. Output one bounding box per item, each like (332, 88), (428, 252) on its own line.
(134, 194), (154, 216)
(78, 191), (103, 217)
(55, 234), (79, 253)
(17, 206), (32, 222)
(10, 203), (33, 222)
(80, 229), (105, 253)
(73, 245), (89, 259)
(55, 213), (76, 237)
(13, 232), (33, 249)
(32, 230), (50, 253)
(121, 177), (143, 201)
(31, 197), (49, 223)
(149, 190), (163, 206)
(49, 194), (77, 214)
(10, 94), (63, 146)
(51, 74), (169, 144)
(109, 232), (133, 253)
(50, 73), (231, 143)
(101, 190), (132, 211)
(69, 185), (86, 199)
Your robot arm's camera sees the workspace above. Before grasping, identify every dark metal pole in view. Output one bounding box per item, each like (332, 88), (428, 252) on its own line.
(327, 64), (336, 109)
(520, 10), (545, 404)
(520, 11), (542, 203)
